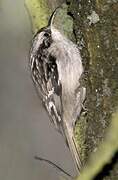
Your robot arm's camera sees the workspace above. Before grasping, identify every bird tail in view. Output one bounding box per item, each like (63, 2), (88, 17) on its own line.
(63, 121), (82, 174)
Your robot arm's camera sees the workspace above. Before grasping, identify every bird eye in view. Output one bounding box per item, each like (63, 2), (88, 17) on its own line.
(44, 32), (49, 37)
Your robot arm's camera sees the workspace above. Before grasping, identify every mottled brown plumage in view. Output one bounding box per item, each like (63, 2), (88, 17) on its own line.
(29, 8), (86, 173)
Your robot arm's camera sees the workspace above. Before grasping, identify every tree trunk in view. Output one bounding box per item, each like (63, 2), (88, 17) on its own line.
(68, 0), (118, 179)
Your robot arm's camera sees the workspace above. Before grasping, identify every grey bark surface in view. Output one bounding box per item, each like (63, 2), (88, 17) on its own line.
(68, 0), (118, 179)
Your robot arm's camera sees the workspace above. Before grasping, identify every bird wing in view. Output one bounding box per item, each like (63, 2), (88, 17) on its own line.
(30, 39), (63, 133)
(30, 30), (84, 173)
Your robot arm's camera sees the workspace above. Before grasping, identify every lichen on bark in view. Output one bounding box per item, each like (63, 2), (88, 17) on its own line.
(25, 0), (68, 33)
(76, 111), (118, 180)
(25, 0), (51, 33)
(68, 0), (118, 179)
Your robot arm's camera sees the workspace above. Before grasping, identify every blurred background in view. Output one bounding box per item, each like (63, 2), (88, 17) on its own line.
(0, 0), (76, 179)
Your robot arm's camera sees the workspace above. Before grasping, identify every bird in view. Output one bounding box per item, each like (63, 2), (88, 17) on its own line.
(29, 7), (86, 174)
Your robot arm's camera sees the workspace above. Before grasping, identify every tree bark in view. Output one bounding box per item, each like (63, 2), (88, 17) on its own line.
(68, 0), (118, 179)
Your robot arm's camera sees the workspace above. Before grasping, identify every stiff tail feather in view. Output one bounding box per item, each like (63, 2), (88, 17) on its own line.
(63, 121), (82, 174)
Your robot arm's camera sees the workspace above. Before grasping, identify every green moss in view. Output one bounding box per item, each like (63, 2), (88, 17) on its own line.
(25, 0), (51, 33)
(76, 111), (118, 180)
(74, 115), (87, 163)
(68, 0), (118, 179)
(25, 1), (74, 39)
